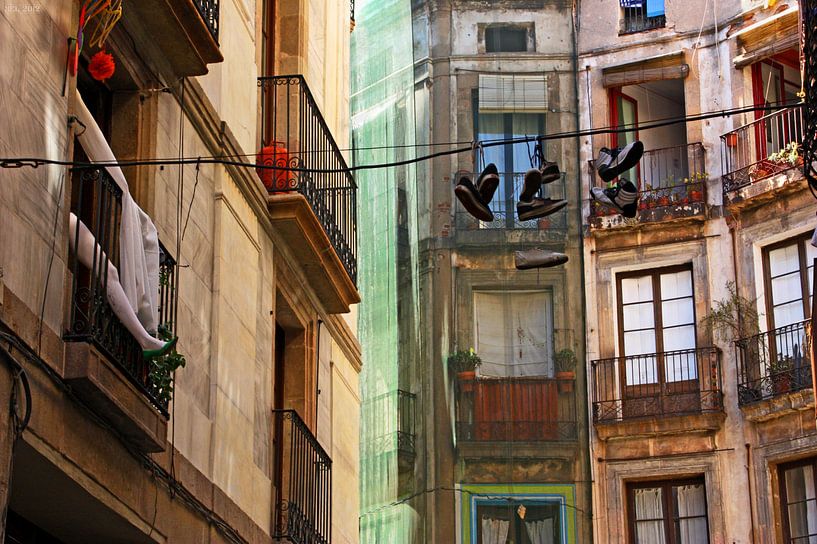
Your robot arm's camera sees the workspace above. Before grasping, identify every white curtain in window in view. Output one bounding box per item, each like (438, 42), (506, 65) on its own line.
(785, 465), (817, 541)
(474, 291), (553, 377)
(481, 517), (510, 544)
(675, 484), (708, 544)
(770, 243), (805, 328)
(75, 90), (160, 334)
(634, 488), (666, 544)
(525, 518), (555, 544)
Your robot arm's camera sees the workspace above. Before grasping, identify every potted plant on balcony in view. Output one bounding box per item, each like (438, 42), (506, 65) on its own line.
(448, 349), (481, 392)
(769, 355), (795, 395)
(769, 142), (803, 168)
(554, 348), (577, 393)
(657, 189), (671, 208)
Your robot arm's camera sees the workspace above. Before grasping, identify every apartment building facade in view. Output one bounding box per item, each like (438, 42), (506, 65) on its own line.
(579, 1), (817, 542)
(0, 1), (360, 543)
(354, 1), (591, 542)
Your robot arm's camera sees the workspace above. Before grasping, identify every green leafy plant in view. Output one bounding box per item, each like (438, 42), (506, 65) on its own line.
(554, 349), (577, 373)
(701, 281), (761, 342)
(768, 142), (801, 166)
(150, 324), (186, 406)
(447, 348), (481, 374)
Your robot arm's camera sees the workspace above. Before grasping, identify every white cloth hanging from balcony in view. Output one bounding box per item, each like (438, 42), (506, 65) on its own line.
(74, 90), (160, 335)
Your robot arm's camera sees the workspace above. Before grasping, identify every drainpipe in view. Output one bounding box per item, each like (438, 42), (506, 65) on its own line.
(571, 0), (594, 540)
(316, 319), (323, 434)
(746, 443), (756, 543)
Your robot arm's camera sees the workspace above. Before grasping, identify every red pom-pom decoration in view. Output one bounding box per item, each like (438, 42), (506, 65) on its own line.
(88, 50), (115, 82)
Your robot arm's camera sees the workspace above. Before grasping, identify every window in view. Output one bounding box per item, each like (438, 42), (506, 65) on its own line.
(621, 0), (666, 34)
(617, 266), (697, 385)
(474, 291), (553, 377)
(627, 479), (709, 544)
(780, 458), (817, 544)
(762, 232), (816, 331)
(609, 87), (640, 182)
(485, 25), (530, 53)
(476, 500), (562, 544)
(474, 75), (549, 229)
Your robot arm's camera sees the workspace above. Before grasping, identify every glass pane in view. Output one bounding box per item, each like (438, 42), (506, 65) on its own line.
(787, 500), (817, 541)
(624, 302), (656, 331)
(624, 330), (657, 357)
(774, 300), (805, 329)
(673, 484), (706, 517)
(660, 270), (693, 299)
(635, 487), (665, 520)
(622, 276), (654, 304)
(477, 113), (507, 172)
(769, 244), (801, 277)
(626, 355), (658, 385)
(510, 114), (542, 175)
(664, 350), (698, 382)
(662, 298), (695, 327)
(676, 518), (708, 544)
(663, 325), (696, 353)
(772, 272), (804, 306)
(786, 466), (816, 503)
(635, 521), (667, 544)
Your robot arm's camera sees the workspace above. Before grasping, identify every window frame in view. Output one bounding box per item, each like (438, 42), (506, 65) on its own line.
(626, 477), (710, 544)
(615, 264), (698, 377)
(608, 87), (640, 182)
(620, 2), (666, 35)
(762, 231), (815, 332)
(474, 498), (563, 544)
(779, 457), (817, 544)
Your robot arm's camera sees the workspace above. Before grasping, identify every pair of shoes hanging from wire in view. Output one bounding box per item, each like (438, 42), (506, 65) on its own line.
(590, 141), (644, 218)
(455, 140), (567, 223)
(454, 140), (569, 270)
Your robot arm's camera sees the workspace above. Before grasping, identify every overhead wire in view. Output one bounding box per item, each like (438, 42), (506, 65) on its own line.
(0, 102), (803, 176)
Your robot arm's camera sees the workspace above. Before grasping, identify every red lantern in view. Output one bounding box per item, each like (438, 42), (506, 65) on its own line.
(256, 142), (292, 191)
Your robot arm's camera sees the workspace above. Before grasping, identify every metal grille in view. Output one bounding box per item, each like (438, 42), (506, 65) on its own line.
(803, 0), (817, 188)
(591, 347), (723, 423)
(65, 168), (171, 415)
(620, 5), (666, 34)
(736, 320), (812, 405)
(272, 410), (332, 544)
(194, 0), (219, 42)
(258, 75), (358, 285)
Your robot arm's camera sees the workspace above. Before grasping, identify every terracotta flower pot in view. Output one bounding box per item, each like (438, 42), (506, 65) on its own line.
(657, 196), (670, 207)
(556, 371), (575, 393)
(689, 190), (703, 202)
(458, 370), (476, 392)
(725, 133), (738, 148)
(647, 200), (657, 209)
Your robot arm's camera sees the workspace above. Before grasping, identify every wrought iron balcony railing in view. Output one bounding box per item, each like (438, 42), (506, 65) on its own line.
(272, 409), (332, 544)
(620, 5), (666, 34)
(591, 347), (723, 423)
(360, 389), (416, 459)
(258, 75), (358, 285)
(590, 143), (706, 224)
(721, 106), (804, 193)
(456, 172), (567, 232)
(736, 320), (812, 405)
(194, 0), (219, 42)
(65, 168), (175, 415)
(455, 375), (577, 442)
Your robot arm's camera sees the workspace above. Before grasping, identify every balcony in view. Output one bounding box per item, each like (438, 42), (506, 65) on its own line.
(125, 0), (222, 77)
(721, 106), (804, 203)
(590, 143), (707, 230)
(736, 320), (812, 406)
(620, 5), (666, 34)
(591, 347), (723, 425)
(272, 409), (332, 544)
(455, 172), (567, 246)
(455, 375), (577, 443)
(63, 168), (176, 452)
(361, 390), (416, 466)
(259, 75), (359, 313)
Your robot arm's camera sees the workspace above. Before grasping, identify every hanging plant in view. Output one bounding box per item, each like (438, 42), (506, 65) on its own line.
(88, 50), (115, 82)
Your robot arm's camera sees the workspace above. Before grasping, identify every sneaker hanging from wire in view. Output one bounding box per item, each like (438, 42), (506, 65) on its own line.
(591, 178), (639, 218)
(596, 141), (644, 182)
(455, 163), (499, 222)
(517, 163), (567, 221)
(515, 248), (568, 270)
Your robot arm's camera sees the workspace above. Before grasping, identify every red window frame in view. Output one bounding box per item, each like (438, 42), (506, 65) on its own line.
(608, 87), (640, 183)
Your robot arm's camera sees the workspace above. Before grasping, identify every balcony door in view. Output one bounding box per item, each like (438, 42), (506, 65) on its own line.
(609, 87), (640, 182)
(616, 266), (698, 417)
